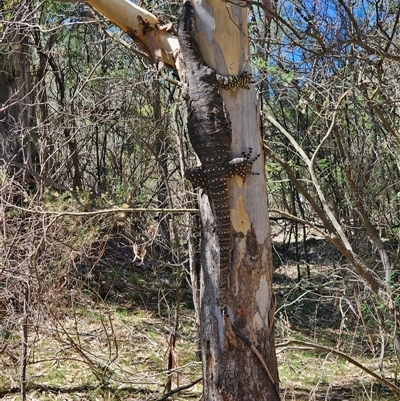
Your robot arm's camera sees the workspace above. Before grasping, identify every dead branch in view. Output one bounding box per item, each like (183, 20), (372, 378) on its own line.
(156, 377), (202, 401)
(277, 339), (400, 395)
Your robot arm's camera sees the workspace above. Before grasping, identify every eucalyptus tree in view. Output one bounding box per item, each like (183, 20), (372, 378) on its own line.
(54, 0), (279, 399)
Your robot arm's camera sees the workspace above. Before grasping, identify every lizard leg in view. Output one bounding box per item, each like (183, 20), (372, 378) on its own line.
(216, 71), (255, 90)
(185, 166), (208, 189)
(228, 148), (260, 180)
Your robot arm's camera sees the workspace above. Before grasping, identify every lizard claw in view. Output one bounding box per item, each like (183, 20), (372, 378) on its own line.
(228, 148), (260, 180)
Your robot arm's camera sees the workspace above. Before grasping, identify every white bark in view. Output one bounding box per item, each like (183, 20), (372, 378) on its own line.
(57, 0), (179, 68)
(193, 1), (279, 399)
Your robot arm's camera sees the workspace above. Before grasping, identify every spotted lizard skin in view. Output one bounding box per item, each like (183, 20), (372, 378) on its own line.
(178, 1), (258, 310)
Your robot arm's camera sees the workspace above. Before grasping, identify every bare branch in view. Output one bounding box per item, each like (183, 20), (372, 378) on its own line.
(277, 340), (400, 396)
(54, 0), (179, 69)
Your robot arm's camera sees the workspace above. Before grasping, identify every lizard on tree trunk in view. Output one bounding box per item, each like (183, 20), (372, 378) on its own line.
(177, 1), (258, 311)
(177, 4), (280, 397)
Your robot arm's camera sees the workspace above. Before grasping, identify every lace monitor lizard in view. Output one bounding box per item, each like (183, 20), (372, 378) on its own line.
(178, 1), (259, 311)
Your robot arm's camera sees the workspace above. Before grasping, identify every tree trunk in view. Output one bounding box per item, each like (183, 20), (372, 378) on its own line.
(192, 2), (279, 400)
(53, 0), (280, 398)
(0, 0), (39, 180)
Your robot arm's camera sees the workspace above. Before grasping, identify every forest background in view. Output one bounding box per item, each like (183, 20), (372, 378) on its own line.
(1, 0), (400, 400)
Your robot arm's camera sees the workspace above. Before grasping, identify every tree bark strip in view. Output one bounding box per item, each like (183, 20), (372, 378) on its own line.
(183, 1), (279, 399)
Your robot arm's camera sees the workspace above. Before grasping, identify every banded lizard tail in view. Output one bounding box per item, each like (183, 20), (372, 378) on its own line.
(178, 0), (258, 310)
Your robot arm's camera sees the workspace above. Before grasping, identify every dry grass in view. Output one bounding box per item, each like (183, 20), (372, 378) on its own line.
(0, 303), (202, 400)
(1, 288), (399, 400)
(1, 215), (399, 400)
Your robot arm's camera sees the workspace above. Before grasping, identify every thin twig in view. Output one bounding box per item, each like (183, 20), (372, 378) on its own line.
(277, 339), (400, 395)
(155, 377), (202, 401)
(3, 203), (199, 216)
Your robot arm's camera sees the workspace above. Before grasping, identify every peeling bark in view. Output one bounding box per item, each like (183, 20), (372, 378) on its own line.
(56, 0), (179, 68)
(190, 1), (279, 400)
